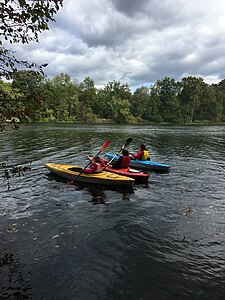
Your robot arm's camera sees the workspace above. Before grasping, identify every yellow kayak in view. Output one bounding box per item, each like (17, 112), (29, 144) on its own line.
(45, 163), (134, 187)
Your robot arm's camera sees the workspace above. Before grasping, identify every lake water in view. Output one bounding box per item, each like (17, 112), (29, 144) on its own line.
(1, 123), (225, 299)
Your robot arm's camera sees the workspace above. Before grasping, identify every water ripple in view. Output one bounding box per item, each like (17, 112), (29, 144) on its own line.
(1, 124), (225, 299)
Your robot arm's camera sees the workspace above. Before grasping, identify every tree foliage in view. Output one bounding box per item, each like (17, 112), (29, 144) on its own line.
(1, 72), (225, 130)
(0, 0), (63, 78)
(152, 77), (181, 123)
(179, 76), (206, 122)
(0, 0), (63, 130)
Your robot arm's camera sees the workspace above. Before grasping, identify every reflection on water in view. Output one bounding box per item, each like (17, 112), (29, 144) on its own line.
(1, 124), (225, 299)
(85, 186), (135, 205)
(45, 172), (135, 206)
(0, 251), (32, 299)
(87, 187), (109, 205)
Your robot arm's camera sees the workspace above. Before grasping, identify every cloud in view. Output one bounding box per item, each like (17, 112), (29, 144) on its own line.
(111, 0), (150, 17)
(8, 0), (225, 87)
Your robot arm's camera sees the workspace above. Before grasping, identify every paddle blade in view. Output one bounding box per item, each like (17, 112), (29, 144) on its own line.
(101, 139), (110, 151)
(120, 138), (133, 152)
(124, 138), (133, 147)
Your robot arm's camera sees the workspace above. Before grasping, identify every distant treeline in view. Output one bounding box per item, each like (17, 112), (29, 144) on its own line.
(1, 71), (225, 130)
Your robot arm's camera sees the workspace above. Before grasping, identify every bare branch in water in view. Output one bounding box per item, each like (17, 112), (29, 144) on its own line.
(1, 158), (31, 190)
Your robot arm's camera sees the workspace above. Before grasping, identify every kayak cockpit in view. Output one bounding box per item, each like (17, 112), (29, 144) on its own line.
(68, 167), (83, 172)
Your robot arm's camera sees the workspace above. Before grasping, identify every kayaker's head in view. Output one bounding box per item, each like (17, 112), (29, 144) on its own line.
(122, 149), (129, 156)
(140, 144), (147, 150)
(93, 156), (101, 162)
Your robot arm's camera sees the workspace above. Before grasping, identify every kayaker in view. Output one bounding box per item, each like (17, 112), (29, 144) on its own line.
(111, 149), (131, 168)
(83, 156), (106, 174)
(131, 144), (150, 160)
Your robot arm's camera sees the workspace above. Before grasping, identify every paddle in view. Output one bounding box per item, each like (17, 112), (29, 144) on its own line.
(65, 139), (110, 187)
(105, 137), (133, 166)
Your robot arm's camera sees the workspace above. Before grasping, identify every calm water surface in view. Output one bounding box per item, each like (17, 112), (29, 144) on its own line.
(1, 124), (225, 299)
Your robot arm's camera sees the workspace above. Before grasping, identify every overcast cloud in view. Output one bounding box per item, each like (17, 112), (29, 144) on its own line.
(12, 0), (225, 88)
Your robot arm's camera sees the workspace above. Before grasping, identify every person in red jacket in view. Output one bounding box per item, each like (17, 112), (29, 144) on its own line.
(83, 156), (106, 174)
(131, 144), (150, 160)
(111, 149), (131, 168)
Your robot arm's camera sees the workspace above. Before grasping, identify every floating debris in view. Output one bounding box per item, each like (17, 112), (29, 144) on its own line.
(181, 207), (198, 218)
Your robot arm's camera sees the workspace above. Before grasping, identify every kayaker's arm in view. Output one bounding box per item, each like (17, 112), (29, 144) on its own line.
(83, 164), (96, 174)
(131, 150), (144, 160)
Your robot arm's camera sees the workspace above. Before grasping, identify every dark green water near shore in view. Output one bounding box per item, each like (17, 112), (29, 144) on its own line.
(1, 124), (225, 299)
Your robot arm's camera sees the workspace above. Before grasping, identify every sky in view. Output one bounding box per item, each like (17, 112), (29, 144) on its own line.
(12, 0), (225, 89)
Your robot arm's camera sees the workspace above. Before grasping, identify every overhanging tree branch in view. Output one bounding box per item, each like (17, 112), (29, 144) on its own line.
(0, 0), (63, 79)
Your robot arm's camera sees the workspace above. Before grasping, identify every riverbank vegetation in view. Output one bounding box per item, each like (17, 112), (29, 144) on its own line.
(0, 0), (63, 131)
(1, 71), (225, 130)
(1, 1), (225, 130)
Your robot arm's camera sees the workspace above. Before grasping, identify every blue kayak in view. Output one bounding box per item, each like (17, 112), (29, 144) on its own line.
(105, 153), (170, 172)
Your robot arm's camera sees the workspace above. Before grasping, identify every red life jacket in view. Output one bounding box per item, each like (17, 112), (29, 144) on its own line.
(120, 156), (130, 168)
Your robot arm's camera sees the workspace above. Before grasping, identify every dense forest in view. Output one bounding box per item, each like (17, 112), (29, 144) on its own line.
(1, 1), (225, 130)
(1, 70), (225, 130)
